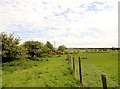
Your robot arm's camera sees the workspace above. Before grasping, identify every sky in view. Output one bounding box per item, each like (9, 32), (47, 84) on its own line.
(0, 0), (119, 48)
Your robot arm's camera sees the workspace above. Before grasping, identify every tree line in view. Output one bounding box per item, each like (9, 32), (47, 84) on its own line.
(0, 32), (67, 63)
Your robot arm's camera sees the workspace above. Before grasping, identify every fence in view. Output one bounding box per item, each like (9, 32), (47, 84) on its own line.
(67, 54), (107, 89)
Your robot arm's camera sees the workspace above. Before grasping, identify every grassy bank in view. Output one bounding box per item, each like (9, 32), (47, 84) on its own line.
(2, 55), (79, 87)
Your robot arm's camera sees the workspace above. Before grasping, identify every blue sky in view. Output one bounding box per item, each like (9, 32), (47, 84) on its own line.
(0, 0), (118, 48)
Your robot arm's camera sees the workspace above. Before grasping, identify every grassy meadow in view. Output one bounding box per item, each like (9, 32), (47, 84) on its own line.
(2, 55), (79, 87)
(2, 49), (119, 87)
(71, 50), (118, 87)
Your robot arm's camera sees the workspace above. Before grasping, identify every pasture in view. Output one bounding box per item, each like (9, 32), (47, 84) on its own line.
(2, 49), (118, 87)
(2, 55), (79, 87)
(69, 49), (118, 87)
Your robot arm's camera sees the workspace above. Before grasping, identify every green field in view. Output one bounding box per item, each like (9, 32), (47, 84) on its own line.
(2, 50), (118, 87)
(71, 50), (118, 87)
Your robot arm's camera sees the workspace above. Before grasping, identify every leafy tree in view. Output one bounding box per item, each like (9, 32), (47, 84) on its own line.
(45, 41), (54, 51)
(0, 32), (27, 62)
(23, 40), (44, 58)
(42, 45), (51, 53)
(58, 45), (67, 52)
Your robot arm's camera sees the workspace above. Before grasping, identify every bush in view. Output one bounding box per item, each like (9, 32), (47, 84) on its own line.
(23, 40), (44, 58)
(0, 32), (27, 62)
(30, 56), (39, 61)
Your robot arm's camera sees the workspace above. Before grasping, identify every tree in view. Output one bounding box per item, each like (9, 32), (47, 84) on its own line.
(45, 41), (54, 51)
(58, 45), (67, 52)
(23, 40), (44, 58)
(42, 45), (51, 53)
(0, 32), (27, 62)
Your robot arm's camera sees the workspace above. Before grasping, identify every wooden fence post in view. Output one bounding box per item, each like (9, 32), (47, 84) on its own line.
(73, 57), (76, 79)
(79, 57), (82, 83)
(68, 54), (70, 64)
(101, 74), (107, 89)
(69, 55), (71, 68)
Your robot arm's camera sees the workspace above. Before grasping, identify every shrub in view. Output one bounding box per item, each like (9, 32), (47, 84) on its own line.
(30, 55), (39, 61)
(23, 40), (44, 58)
(0, 32), (27, 62)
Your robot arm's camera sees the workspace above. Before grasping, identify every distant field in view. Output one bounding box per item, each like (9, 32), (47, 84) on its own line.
(2, 49), (118, 87)
(70, 50), (118, 87)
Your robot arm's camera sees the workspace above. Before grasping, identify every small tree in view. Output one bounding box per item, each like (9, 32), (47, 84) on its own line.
(42, 45), (51, 53)
(45, 41), (54, 51)
(58, 45), (67, 52)
(0, 32), (27, 62)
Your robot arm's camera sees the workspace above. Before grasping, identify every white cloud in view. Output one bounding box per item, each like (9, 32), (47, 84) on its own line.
(0, 0), (119, 48)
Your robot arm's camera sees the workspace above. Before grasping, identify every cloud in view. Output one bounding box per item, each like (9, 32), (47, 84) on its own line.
(0, 0), (118, 48)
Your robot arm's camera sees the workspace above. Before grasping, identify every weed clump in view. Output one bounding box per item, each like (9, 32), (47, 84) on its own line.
(68, 67), (70, 70)
(57, 55), (61, 57)
(46, 59), (49, 61)
(38, 72), (42, 74)
(34, 64), (37, 66)
(30, 56), (39, 61)
(69, 69), (73, 74)
(9, 62), (14, 66)
(63, 71), (68, 76)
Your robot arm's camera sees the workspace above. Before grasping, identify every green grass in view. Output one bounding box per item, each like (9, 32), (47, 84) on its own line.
(2, 55), (79, 87)
(70, 50), (118, 87)
(2, 50), (119, 87)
